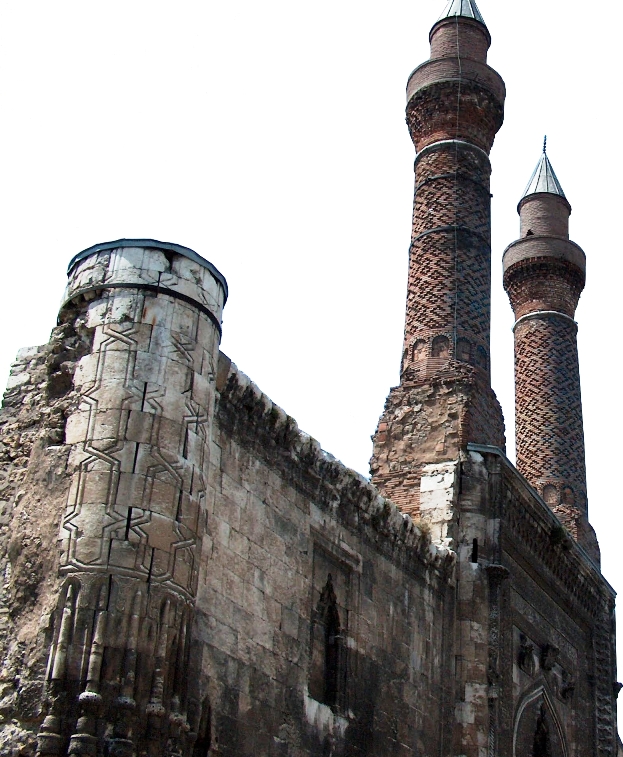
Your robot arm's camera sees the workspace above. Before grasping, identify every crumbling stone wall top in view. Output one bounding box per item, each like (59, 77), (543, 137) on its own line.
(215, 353), (455, 578)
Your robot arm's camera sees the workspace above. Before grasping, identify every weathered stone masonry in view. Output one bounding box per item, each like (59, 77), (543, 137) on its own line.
(0, 1), (618, 756)
(0, 240), (227, 757)
(196, 356), (456, 757)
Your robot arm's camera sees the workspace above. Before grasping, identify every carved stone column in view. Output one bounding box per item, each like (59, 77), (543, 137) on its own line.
(37, 240), (226, 757)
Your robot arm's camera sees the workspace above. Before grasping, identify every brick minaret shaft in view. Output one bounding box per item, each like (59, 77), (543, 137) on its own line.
(503, 150), (600, 563)
(371, 3), (506, 518)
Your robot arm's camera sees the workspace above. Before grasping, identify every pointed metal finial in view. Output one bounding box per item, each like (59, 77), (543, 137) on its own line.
(522, 144), (566, 199)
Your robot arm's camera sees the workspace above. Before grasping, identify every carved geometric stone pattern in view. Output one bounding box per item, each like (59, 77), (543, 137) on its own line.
(62, 318), (210, 599)
(35, 245), (227, 757)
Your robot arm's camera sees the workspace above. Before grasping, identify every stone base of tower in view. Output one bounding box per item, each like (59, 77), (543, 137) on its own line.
(370, 369), (505, 518)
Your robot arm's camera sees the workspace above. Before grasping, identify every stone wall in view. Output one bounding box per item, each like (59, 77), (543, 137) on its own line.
(470, 446), (618, 757)
(0, 341), (616, 757)
(193, 356), (456, 757)
(0, 240), (616, 757)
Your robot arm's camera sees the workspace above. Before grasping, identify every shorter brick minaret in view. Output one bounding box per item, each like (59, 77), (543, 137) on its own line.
(503, 143), (600, 563)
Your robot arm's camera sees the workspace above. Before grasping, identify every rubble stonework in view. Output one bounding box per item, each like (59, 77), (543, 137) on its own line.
(0, 1), (618, 756)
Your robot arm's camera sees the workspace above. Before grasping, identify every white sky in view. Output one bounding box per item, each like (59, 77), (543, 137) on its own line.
(1, 0), (622, 716)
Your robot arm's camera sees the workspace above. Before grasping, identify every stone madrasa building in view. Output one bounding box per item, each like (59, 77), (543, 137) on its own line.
(0, 0), (618, 755)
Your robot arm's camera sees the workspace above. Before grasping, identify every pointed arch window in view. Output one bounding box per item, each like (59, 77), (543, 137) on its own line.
(533, 703), (552, 757)
(309, 574), (345, 710)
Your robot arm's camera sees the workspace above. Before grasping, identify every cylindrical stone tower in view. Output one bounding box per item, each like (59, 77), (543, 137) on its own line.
(36, 240), (226, 757)
(503, 150), (600, 563)
(371, 0), (506, 517)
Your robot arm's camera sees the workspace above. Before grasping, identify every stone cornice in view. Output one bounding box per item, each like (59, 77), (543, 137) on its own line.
(468, 444), (614, 616)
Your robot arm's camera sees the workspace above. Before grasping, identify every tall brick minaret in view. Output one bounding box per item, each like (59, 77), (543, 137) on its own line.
(503, 144), (600, 563)
(371, 0), (506, 517)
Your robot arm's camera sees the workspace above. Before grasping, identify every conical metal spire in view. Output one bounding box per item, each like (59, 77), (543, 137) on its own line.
(437, 0), (486, 26)
(522, 138), (566, 199)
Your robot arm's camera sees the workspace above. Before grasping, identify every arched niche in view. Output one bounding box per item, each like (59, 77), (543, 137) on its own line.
(431, 335), (449, 359)
(513, 684), (567, 757)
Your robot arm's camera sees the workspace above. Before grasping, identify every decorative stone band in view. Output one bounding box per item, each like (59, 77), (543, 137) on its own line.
(467, 444), (605, 578)
(414, 138), (491, 169)
(513, 310), (577, 332)
(63, 282), (223, 337)
(67, 238), (229, 301)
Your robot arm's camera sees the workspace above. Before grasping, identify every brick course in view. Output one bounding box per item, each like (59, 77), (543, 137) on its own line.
(429, 18), (490, 62)
(519, 193), (571, 239)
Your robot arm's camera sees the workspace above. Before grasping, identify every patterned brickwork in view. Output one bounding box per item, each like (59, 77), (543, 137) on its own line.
(504, 211), (599, 560)
(372, 14), (505, 515)
(514, 315), (585, 496)
(406, 80), (504, 154)
(403, 143), (492, 379)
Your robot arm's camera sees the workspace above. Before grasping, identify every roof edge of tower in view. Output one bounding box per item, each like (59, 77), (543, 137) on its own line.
(517, 191), (572, 216)
(430, 0), (489, 42)
(67, 238), (229, 301)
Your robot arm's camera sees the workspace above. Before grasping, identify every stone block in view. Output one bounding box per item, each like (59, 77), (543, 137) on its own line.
(114, 472), (148, 510)
(73, 535), (107, 565)
(229, 529), (249, 560)
(171, 301), (199, 340)
(5, 372), (30, 391)
(126, 409), (155, 444)
(280, 606), (299, 640)
(109, 538), (141, 570)
(223, 568), (245, 607)
(214, 496), (241, 533)
(221, 473), (248, 511)
(420, 460), (459, 547)
(141, 296), (174, 331)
